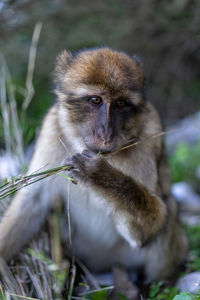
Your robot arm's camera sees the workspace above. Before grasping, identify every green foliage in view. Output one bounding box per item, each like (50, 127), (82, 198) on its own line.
(148, 282), (200, 300)
(187, 257), (200, 272)
(26, 248), (52, 264)
(185, 225), (200, 271)
(169, 141), (200, 184)
(148, 282), (163, 298)
(16, 86), (52, 146)
(88, 290), (108, 300)
(148, 282), (180, 300)
(0, 286), (6, 300)
(117, 293), (131, 300)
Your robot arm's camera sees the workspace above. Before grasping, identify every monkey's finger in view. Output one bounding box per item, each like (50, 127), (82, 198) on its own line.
(64, 154), (84, 170)
(63, 157), (76, 170)
(82, 149), (96, 158)
(66, 171), (78, 185)
(68, 168), (83, 182)
(66, 165), (74, 171)
(71, 178), (78, 185)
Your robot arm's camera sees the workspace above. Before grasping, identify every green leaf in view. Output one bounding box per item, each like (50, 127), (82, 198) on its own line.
(26, 248), (52, 264)
(0, 286), (5, 300)
(89, 290), (108, 300)
(98, 150), (103, 155)
(148, 282), (162, 298)
(117, 293), (131, 300)
(173, 292), (193, 300)
(169, 140), (200, 184)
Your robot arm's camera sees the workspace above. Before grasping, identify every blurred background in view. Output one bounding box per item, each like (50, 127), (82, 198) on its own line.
(0, 0), (200, 129)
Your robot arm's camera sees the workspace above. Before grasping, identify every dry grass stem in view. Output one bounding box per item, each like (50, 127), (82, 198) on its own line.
(0, 55), (12, 156)
(68, 263), (76, 300)
(23, 22), (43, 110)
(0, 165), (73, 200)
(106, 128), (178, 156)
(0, 52), (25, 168)
(49, 200), (63, 264)
(79, 285), (114, 296)
(8, 294), (40, 300)
(67, 180), (72, 245)
(76, 259), (100, 289)
(0, 258), (21, 296)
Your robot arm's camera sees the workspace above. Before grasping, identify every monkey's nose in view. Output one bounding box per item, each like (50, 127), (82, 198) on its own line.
(97, 125), (113, 143)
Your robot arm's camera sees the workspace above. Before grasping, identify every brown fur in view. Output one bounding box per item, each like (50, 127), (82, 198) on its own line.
(0, 47), (187, 283)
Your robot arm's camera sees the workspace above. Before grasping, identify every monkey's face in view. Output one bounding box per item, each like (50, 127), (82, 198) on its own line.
(55, 48), (146, 153)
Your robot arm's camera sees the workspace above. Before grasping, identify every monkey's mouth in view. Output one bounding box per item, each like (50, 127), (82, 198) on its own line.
(85, 144), (115, 154)
(84, 139), (118, 154)
(84, 137), (138, 155)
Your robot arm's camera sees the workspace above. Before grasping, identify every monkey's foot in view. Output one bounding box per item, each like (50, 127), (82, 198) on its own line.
(108, 265), (139, 299)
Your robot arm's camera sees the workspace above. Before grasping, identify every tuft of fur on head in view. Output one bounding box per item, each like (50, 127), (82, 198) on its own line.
(54, 47), (144, 102)
(54, 49), (73, 84)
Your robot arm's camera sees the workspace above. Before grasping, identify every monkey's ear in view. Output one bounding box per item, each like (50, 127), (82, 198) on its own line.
(132, 54), (143, 69)
(54, 49), (73, 82)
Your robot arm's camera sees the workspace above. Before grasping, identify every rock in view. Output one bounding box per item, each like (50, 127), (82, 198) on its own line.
(171, 182), (200, 208)
(0, 144), (34, 181)
(176, 272), (200, 294)
(0, 152), (19, 180)
(196, 166), (200, 181)
(172, 182), (200, 225)
(92, 270), (138, 286)
(93, 272), (114, 286)
(166, 111), (200, 153)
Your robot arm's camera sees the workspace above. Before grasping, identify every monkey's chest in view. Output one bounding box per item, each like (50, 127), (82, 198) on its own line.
(67, 186), (125, 270)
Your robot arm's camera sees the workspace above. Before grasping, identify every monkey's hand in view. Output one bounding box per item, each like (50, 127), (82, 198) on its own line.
(64, 149), (105, 184)
(65, 149), (167, 247)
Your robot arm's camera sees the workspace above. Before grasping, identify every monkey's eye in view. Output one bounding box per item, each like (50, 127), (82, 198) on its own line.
(116, 99), (126, 108)
(89, 96), (102, 105)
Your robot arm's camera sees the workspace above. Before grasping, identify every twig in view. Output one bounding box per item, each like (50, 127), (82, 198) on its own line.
(49, 199), (63, 264)
(68, 263), (76, 300)
(23, 22), (43, 110)
(79, 285), (114, 296)
(9, 294), (40, 300)
(76, 259), (100, 289)
(0, 54), (12, 156)
(7, 75), (25, 167)
(15, 265), (26, 297)
(0, 257), (21, 295)
(105, 128), (178, 156)
(59, 136), (73, 245)
(67, 180), (72, 245)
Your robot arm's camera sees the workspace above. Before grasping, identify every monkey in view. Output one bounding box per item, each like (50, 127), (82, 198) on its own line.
(0, 47), (187, 284)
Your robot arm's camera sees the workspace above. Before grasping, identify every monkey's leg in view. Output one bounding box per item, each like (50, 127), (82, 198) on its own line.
(0, 105), (68, 261)
(143, 210), (188, 282)
(108, 265), (139, 300)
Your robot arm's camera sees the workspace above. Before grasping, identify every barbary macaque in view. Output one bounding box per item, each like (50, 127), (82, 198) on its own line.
(0, 47), (187, 283)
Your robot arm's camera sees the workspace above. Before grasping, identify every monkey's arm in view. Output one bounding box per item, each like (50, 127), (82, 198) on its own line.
(0, 106), (66, 261)
(66, 150), (167, 247)
(0, 183), (52, 260)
